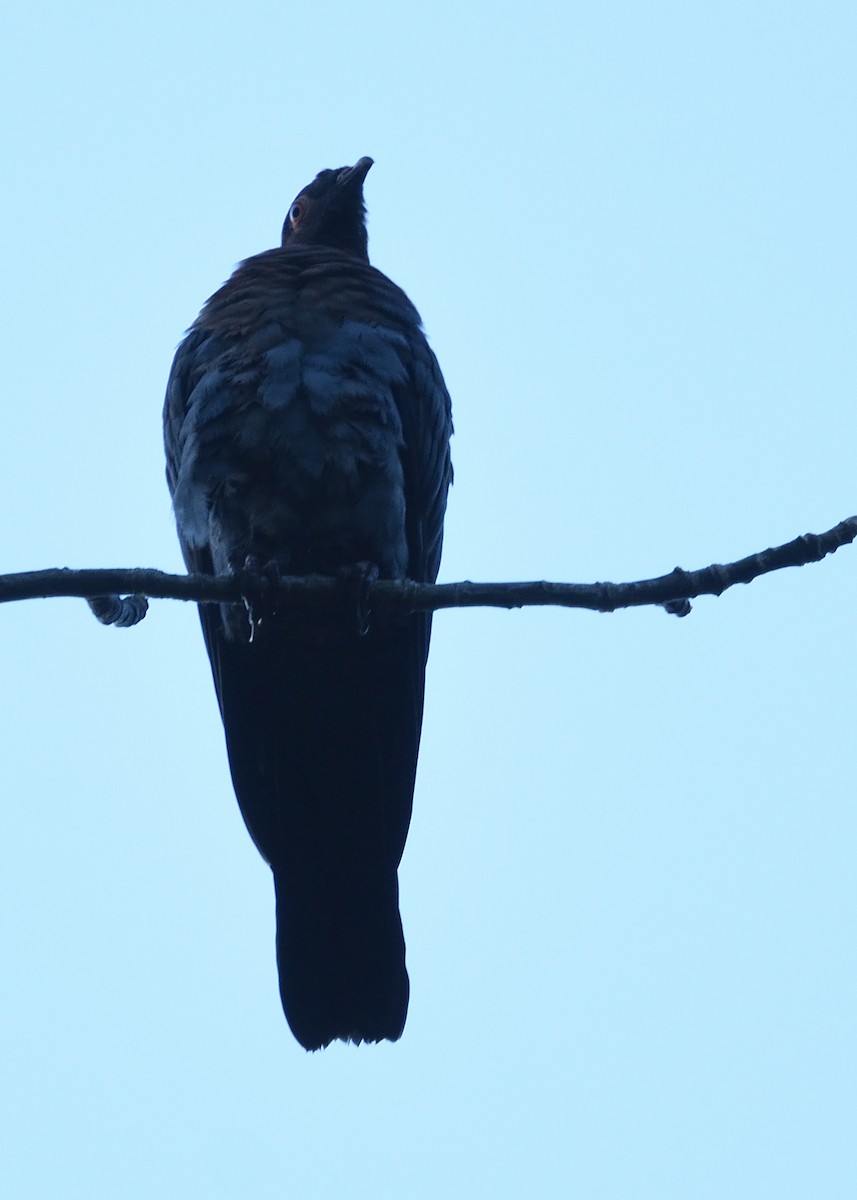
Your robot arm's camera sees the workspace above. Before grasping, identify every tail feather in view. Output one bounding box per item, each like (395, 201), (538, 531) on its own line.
(198, 604), (429, 1048)
(274, 864), (408, 1049)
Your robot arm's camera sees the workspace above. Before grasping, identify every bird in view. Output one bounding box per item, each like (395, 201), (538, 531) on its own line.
(163, 157), (453, 1050)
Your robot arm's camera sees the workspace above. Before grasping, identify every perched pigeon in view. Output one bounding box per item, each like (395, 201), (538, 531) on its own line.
(164, 158), (453, 1049)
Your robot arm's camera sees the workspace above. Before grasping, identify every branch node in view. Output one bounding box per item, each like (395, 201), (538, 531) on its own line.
(662, 598), (693, 618)
(87, 594), (149, 628)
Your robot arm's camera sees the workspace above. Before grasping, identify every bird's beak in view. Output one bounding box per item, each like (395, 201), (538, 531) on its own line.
(339, 157), (374, 189)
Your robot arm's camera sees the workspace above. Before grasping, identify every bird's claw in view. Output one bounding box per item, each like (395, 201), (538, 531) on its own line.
(338, 562), (380, 636)
(241, 555), (281, 642)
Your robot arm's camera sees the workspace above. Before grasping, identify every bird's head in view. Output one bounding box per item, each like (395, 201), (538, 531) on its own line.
(281, 156), (373, 259)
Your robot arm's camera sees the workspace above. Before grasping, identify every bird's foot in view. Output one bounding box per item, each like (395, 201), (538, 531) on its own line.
(337, 561), (380, 636)
(241, 555), (282, 642)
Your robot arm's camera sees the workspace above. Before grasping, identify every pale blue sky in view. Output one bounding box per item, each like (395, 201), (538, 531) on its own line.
(1, 3), (855, 1197)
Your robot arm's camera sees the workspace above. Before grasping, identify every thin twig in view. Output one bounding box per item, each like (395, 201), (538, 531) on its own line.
(0, 515), (853, 626)
(0, 516), (849, 628)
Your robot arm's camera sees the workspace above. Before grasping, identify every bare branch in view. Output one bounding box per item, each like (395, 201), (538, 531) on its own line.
(0, 515), (853, 626)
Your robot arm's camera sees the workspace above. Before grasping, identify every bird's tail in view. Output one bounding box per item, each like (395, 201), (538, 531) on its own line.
(274, 862), (409, 1050)
(200, 607), (429, 1051)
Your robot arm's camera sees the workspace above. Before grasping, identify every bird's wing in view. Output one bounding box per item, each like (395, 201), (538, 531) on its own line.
(395, 330), (454, 587)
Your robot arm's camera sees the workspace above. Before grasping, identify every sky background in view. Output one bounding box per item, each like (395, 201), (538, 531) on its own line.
(1, 2), (855, 1196)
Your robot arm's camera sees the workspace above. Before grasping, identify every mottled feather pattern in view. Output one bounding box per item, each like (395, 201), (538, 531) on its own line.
(166, 246), (449, 586)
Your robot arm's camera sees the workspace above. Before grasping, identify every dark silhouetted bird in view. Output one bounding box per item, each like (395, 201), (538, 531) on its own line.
(163, 158), (452, 1050)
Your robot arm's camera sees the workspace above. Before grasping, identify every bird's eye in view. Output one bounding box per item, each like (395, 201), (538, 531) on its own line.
(289, 200), (306, 227)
